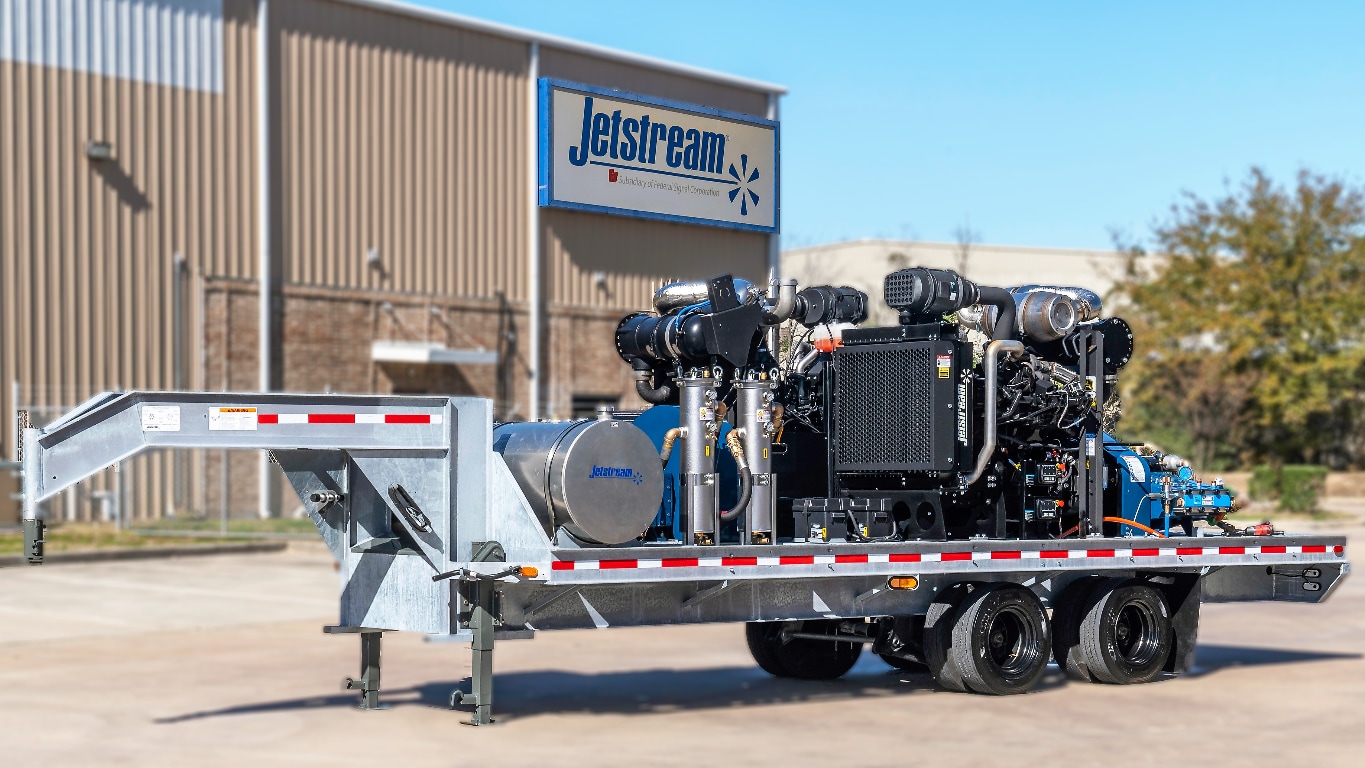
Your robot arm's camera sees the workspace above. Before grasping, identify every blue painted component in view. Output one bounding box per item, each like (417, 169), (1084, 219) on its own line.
(1103, 438), (1159, 529)
(1103, 434), (1237, 535)
(632, 406), (738, 541)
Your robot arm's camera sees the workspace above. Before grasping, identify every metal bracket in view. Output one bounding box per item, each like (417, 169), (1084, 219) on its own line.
(854, 586), (890, 609)
(523, 586), (583, 619)
(388, 483), (433, 532)
(681, 579), (733, 609)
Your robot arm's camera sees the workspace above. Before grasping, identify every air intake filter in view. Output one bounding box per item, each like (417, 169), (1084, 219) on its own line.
(883, 268), (980, 317)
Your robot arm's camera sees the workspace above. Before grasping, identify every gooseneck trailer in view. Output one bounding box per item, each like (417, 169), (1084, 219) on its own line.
(19, 268), (1350, 725)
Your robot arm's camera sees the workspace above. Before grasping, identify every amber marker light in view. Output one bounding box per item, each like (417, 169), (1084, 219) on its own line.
(519, 566), (540, 578)
(888, 576), (919, 590)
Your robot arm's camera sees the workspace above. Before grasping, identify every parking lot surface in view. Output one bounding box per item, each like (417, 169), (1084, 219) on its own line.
(1, 523), (1362, 767)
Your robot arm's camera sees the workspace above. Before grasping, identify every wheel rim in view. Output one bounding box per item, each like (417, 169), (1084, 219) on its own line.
(985, 606), (1041, 677)
(1111, 600), (1161, 667)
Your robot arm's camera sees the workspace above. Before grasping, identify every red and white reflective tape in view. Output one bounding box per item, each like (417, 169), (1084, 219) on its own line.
(256, 412), (442, 425)
(549, 543), (1344, 572)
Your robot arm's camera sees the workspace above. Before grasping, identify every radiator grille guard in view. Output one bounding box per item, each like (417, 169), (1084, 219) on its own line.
(831, 339), (966, 474)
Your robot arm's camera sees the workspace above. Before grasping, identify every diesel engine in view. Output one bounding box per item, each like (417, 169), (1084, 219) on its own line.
(603, 267), (1223, 548)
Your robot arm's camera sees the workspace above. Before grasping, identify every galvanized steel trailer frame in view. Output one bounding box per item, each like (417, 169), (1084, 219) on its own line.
(20, 391), (1352, 725)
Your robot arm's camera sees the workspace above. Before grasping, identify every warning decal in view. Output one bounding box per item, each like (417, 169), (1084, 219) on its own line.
(209, 406), (259, 431)
(141, 405), (181, 432)
(936, 354), (953, 379)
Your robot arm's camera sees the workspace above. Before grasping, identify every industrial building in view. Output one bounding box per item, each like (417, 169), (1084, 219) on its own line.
(783, 239), (1136, 325)
(1, 0), (784, 522)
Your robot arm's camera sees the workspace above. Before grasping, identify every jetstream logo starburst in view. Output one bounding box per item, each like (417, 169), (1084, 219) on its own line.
(727, 154), (761, 216)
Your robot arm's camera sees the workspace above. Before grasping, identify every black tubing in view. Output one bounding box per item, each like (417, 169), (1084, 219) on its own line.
(720, 467), (753, 523)
(977, 286), (1017, 341)
(636, 375), (676, 405)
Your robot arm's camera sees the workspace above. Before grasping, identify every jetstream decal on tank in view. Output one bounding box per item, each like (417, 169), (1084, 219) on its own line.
(539, 79), (778, 232)
(589, 465), (646, 485)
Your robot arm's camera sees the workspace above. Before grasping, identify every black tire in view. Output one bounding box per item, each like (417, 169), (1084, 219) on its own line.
(1077, 580), (1172, 684)
(745, 620), (862, 680)
(950, 583), (1051, 695)
(878, 652), (929, 673)
(923, 583), (978, 692)
(1051, 576), (1107, 681)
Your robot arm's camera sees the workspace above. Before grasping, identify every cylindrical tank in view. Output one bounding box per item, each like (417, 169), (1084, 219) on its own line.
(678, 373), (720, 543)
(492, 419), (664, 545)
(734, 377), (776, 543)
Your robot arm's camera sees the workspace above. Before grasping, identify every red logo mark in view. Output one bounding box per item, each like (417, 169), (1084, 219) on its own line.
(608, 169), (618, 182)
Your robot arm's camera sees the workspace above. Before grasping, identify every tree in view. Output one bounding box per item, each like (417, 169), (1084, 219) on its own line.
(952, 220), (979, 277)
(1112, 169), (1365, 469)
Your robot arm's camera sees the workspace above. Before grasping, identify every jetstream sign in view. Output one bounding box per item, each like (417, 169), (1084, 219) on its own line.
(538, 79), (778, 233)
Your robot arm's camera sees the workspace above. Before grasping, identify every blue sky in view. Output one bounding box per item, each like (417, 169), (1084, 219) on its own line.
(427, 1), (1365, 251)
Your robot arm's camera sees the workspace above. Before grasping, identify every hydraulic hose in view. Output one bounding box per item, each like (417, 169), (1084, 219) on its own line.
(658, 427), (683, 466)
(1103, 516), (1167, 538)
(634, 365), (676, 405)
(965, 340), (1026, 485)
(977, 286), (1018, 341)
(720, 429), (752, 523)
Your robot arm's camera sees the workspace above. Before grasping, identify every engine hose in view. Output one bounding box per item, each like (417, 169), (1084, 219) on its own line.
(636, 374), (676, 405)
(721, 468), (753, 523)
(1103, 516), (1167, 538)
(977, 286), (1018, 341)
(720, 430), (751, 523)
(965, 340), (1026, 485)
(658, 427), (683, 466)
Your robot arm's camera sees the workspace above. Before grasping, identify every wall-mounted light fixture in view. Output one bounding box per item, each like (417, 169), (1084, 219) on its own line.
(85, 140), (114, 161)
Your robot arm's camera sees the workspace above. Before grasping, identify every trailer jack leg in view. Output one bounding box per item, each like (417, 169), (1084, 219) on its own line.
(451, 579), (497, 725)
(344, 630), (384, 710)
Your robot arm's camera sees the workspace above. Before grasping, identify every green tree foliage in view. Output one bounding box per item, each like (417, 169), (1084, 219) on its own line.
(1113, 169), (1365, 470)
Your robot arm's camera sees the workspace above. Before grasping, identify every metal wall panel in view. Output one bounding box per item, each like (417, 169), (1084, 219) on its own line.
(273, 0), (529, 300)
(542, 208), (768, 312)
(0, 0), (225, 93)
(539, 46), (769, 117)
(0, 0), (259, 520)
(1, 0), (776, 519)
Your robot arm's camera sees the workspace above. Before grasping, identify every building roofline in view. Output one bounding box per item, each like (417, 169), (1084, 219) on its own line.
(334, 0), (788, 95)
(782, 238), (1130, 258)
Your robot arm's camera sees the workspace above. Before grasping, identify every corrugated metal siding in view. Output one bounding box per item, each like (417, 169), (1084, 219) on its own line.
(539, 46), (769, 117)
(274, 0), (529, 300)
(0, 0), (225, 92)
(0, 0), (258, 519)
(542, 208), (768, 311)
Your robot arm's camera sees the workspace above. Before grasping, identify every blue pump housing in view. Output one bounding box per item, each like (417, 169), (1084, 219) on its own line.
(1103, 435), (1235, 536)
(632, 406), (738, 541)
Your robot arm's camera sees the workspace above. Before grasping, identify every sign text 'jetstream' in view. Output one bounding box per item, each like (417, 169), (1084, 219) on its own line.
(539, 79), (778, 232)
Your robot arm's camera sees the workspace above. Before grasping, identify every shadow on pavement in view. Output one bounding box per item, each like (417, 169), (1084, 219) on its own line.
(1185, 644), (1360, 677)
(156, 644), (1355, 724)
(157, 656), (1072, 724)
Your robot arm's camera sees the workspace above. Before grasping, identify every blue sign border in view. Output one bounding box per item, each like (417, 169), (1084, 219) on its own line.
(538, 78), (780, 234)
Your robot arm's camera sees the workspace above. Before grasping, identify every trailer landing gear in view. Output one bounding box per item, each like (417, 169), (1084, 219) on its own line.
(325, 627), (386, 710)
(449, 576), (499, 725)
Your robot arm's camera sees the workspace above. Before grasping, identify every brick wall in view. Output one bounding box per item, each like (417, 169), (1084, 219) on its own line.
(203, 278), (644, 420)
